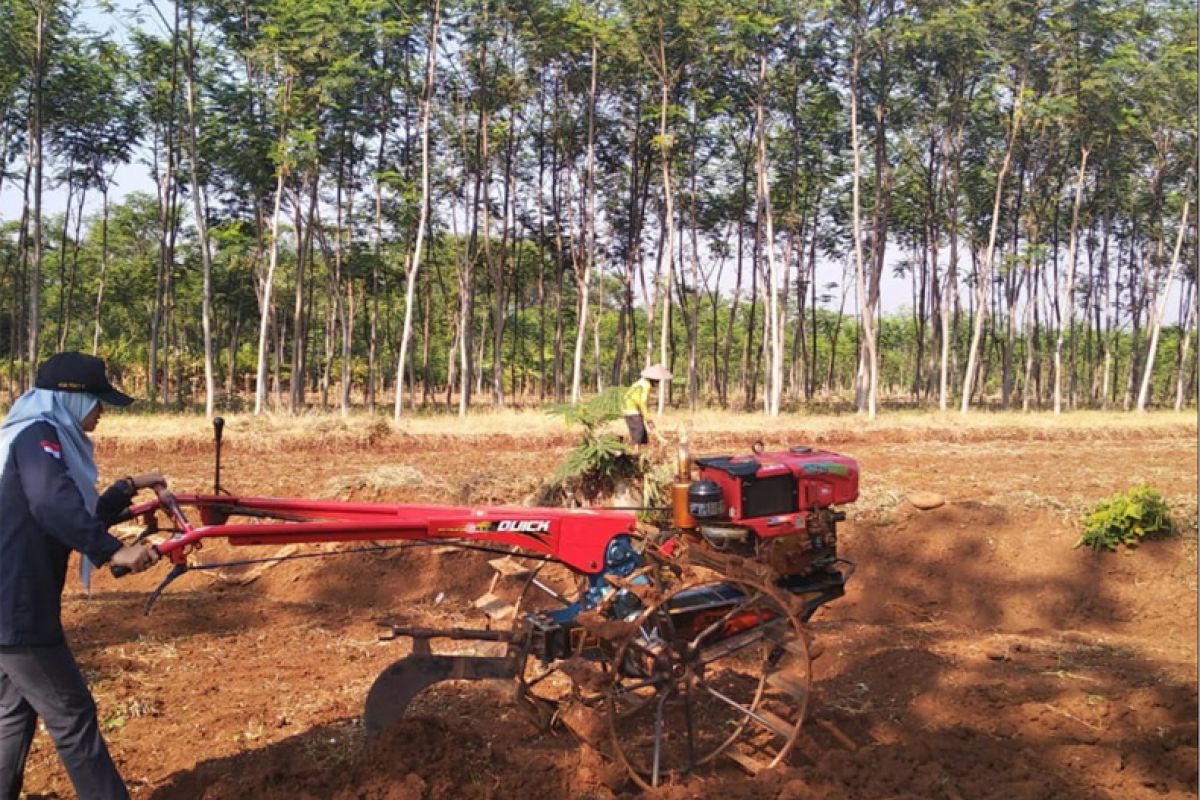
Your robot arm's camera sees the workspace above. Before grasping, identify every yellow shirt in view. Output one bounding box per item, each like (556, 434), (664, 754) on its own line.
(622, 378), (652, 417)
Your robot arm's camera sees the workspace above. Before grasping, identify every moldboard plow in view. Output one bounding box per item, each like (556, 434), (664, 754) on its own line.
(116, 420), (858, 789)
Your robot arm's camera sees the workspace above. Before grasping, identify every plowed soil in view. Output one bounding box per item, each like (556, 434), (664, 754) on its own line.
(19, 419), (1199, 799)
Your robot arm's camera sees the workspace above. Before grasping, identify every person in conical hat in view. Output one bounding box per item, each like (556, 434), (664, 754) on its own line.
(622, 364), (672, 447)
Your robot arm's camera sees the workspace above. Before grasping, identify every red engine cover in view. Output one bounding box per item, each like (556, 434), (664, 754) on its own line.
(695, 447), (858, 535)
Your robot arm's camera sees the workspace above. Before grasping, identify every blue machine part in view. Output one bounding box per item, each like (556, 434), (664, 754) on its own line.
(533, 536), (787, 627)
(603, 535), (640, 577)
(541, 535), (643, 625)
(665, 582), (745, 612)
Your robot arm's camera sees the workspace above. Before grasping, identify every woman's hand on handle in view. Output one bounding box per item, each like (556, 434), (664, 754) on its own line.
(129, 472), (166, 490)
(110, 543), (160, 575)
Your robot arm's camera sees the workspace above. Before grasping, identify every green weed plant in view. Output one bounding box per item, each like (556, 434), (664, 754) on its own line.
(1077, 485), (1174, 552)
(543, 389), (674, 518)
(548, 387), (631, 484)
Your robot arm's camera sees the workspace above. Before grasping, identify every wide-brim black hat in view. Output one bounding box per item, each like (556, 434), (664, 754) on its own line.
(35, 352), (134, 407)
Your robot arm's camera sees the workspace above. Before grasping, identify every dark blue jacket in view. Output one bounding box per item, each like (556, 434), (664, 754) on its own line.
(0, 421), (131, 645)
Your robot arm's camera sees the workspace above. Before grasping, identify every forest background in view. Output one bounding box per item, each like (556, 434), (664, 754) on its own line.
(0, 0), (1195, 421)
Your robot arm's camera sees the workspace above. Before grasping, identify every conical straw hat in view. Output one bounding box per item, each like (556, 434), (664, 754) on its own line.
(641, 364), (672, 381)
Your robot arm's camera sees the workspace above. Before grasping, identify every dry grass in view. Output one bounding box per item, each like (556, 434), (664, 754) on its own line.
(849, 478), (909, 521)
(322, 465), (442, 498)
(723, 409), (1197, 448)
(91, 406), (1197, 451)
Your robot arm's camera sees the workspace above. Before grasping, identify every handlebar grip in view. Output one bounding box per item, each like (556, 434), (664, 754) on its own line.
(109, 545), (160, 579)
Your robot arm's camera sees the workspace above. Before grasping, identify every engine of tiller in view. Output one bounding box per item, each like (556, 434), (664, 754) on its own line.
(673, 445), (858, 620)
(513, 444), (859, 667)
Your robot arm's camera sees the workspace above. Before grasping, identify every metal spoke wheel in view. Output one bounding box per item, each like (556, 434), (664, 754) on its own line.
(507, 561), (597, 718)
(605, 569), (811, 789)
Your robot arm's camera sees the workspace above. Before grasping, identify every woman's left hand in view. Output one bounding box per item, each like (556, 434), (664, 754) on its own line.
(110, 543), (160, 573)
(129, 471), (166, 490)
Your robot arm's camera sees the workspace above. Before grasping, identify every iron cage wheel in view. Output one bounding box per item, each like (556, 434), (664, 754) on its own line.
(604, 567), (812, 789)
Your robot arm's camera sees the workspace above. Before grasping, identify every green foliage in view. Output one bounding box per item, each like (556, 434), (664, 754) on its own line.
(547, 387), (630, 483)
(1077, 486), (1175, 552)
(547, 386), (624, 432)
(553, 430), (630, 483)
(0, 0), (1194, 416)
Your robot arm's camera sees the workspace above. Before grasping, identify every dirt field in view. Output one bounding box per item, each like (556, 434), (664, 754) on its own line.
(18, 415), (1199, 799)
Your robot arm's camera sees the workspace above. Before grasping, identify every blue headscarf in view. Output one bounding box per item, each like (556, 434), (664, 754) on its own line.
(0, 389), (102, 589)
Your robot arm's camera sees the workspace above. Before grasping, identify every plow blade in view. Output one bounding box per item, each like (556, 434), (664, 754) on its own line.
(363, 653), (521, 733)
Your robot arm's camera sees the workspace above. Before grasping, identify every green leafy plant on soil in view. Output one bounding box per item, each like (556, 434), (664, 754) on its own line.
(534, 389), (680, 522)
(534, 388), (641, 506)
(537, 389), (678, 522)
(547, 388), (634, 484)
(1077, 485), (1175, 551)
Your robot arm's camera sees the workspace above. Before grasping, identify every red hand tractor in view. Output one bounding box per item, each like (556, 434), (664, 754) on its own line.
(117, 419), (857, 789)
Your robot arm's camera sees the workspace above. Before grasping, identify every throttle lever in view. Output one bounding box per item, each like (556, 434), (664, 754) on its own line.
(154, 485), (189, 528)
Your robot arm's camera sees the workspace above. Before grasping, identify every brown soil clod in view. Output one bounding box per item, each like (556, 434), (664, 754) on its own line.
(908, 491), (946, 510)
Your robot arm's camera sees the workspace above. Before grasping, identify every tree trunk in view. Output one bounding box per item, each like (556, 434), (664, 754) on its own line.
(59, 183), (88, 352)
(655, 34), (675, 417)
(149, 0), (182, 405)
(53, 174), (75, 351)
(939, 115), (965, 411)
(255, 77), (292, 415)
(613, 91), (646, 387)
(961, 76), (1025, 414)
(1137, 198), (1190, 411)
(1053, 148), (1090, 414)
(290, 172), (317, 411)
(550, 74), (566, 403)
(394, 0), (440, 419)
(570, 40), (599, 404)
(848, 30), (877, 418)
(336, 142), (356, 418)
(28, 1), (46, 371)
(1174, 277), (1196, 410)
(92, 185), (111, 354)
(721, 152), (751, 408)
(184, 0), (217, 416)
(756, 50), (783, 417)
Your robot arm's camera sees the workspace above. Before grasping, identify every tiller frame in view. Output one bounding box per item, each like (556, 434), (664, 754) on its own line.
(115, 420), (858, 789)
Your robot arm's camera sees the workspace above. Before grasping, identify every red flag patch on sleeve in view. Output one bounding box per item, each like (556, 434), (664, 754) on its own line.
(39, 440), (62, 459)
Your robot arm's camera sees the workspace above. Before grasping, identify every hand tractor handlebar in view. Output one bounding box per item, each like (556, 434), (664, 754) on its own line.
(110, 482), (190, 578)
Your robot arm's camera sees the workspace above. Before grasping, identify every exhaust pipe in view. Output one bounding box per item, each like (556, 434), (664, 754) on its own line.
(672, 435), (696, 531)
